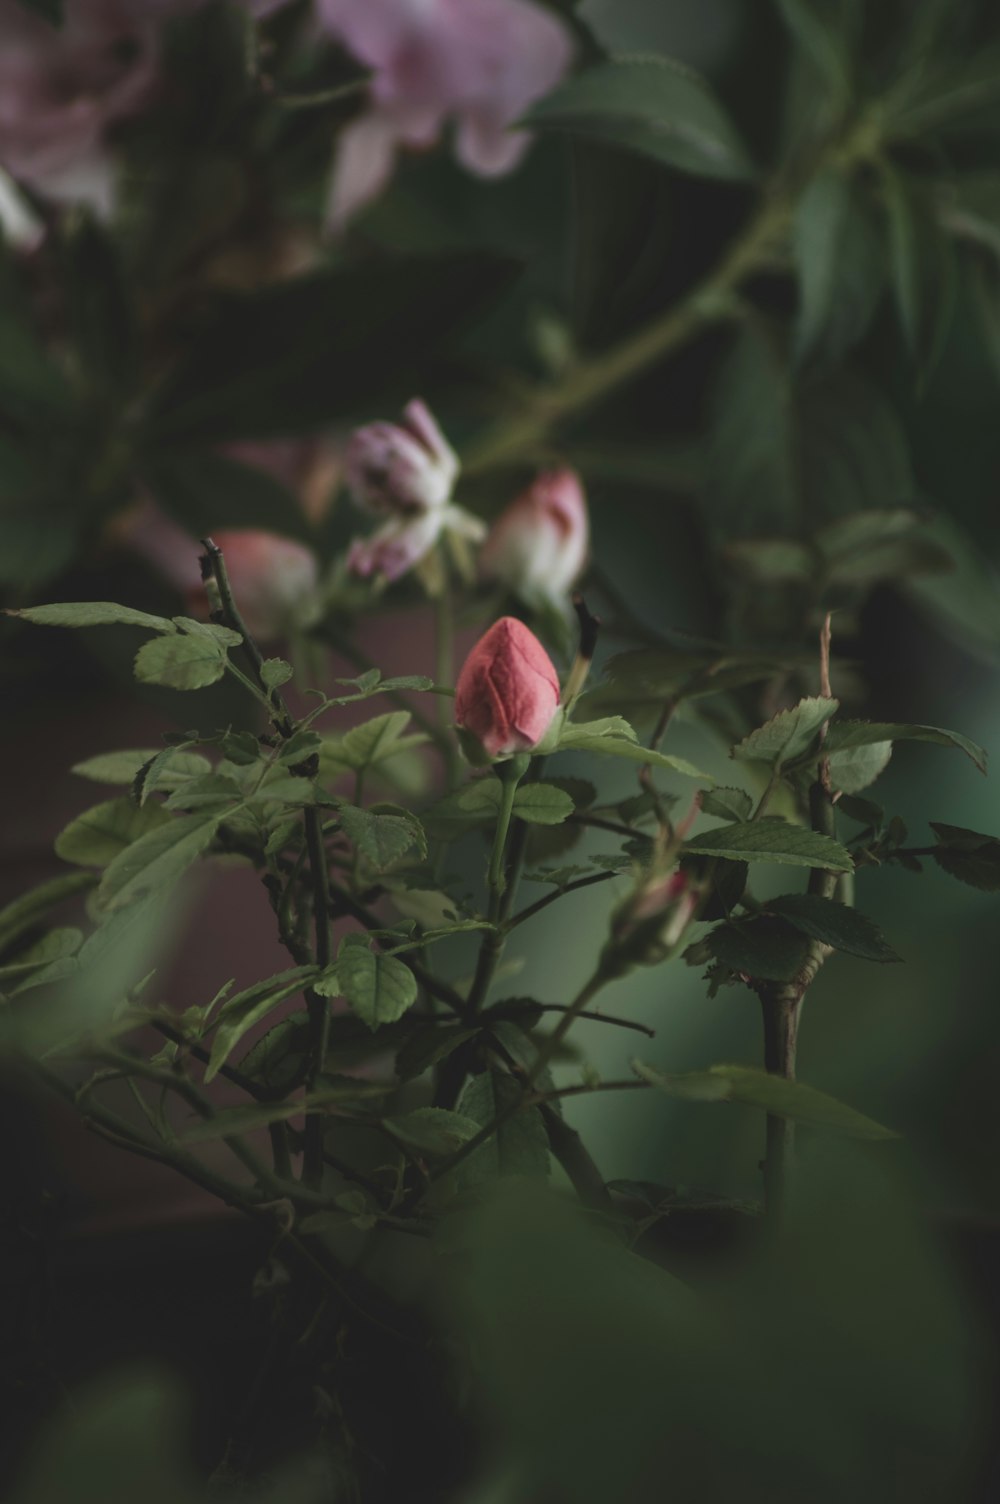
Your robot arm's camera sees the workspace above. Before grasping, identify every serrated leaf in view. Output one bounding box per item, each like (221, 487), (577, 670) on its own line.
(134, 632), (228, 690)
(634, 1061), (898, 1139)
(174, 617), (242, 647)
(731, 697), (838, 767)
(699, 786), (753, 822)
(54, 798), (172, 868)
(135, 744), (214, 804)
(827, 740), (893, 794)
(766, 894), (901, 961)
(683, 820), (853, 871)
(261, 657), (293, 690)
(524, 56), (754, 182)
(72, 748), (212, 790)
(382, 1106), (481, 1158)
(238, 1014), (310, 1094)
(338, 805), (423, 870)
(458, 1069), (551, 1186)
(7, 602), (175, 633)
(424, 778), (575, 838)
(929, 822), (1000, 892)
(335, 944), (418, 1030)
(704, 918), (812, 981)
(205, 967), (317, 1081)
(97, 810), (225, 910)
(319, 711), (423, 776)
(822, 721), (987, 774)
(164, 773), (244, 812)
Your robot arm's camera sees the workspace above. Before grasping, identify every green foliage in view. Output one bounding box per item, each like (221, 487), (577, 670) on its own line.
(731, 696), (838, 767)
(133, 631), (230, 690)
(766, 893), (900, 961)
(684, 819), (853, 871)
(205, 967), (317, 1081)
(325, 938), (418, 1030)
(54, 798), (171, 868)
(458, 1068), (550, 1184)
(929, 822), (1000, 891)
(525, 56), (754, 182)
(97, 810), (226, 911)
(634, 1061), (898, 1139)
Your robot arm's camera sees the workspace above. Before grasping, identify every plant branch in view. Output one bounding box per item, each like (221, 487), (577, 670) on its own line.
(508, 869), (619, 928)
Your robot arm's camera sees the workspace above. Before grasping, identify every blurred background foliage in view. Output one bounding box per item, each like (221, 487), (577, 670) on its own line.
(6, 0), (1000, 1499)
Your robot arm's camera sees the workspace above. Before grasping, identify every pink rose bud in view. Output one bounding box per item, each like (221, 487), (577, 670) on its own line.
(120, 500), (318, 642)
(454, 615), (560, 761)
(480, 467), (588, 602)
(603, 867), (702, 976)
(346, 398), (458, 517)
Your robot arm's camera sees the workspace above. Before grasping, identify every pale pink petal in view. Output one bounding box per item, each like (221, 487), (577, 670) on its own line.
(347, 510), (444, 582)
(325, 107), (400, 232)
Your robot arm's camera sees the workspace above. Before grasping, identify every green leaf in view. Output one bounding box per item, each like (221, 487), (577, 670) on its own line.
(7, 601), (175, 633)
(319, 712), (428, 777)
(702, 918), (811, 981)
(335, 942), (418, 1030)
(766, 894), (901, 961)
(879, 163), (957, 380)
(97, 811), (225, 910)
(395, 1024), (480, 1082)
(382, 1106), (481, 1159)
(929, 822), (1000, 892)
(827, 740), (893, 794)
(556, 718), (709, 780)
(699, 787), (753, 823)
(634, 1060), (898, 1139)
(205, 967), (317, 1081)
(54, 798), (172, 869)
(338, 804), (424, 870)
(524, 56), (754, 182)
(458, 1069), (551, 1185)
(683, 820), (853, 871)
(821, 721), (987, 774)
(178, 1079), (387, 1142)
(134, 744), (215, 804)
(708, 330), (914, 538)
(260, 657), (293, 690)
(133, 632), (228, 691)
(424, 778), (575, 838)
(237, 1014), (310, 1094)
(731, 697), (839, 767)
(0, 871), (96, 956)
(72, 748), (212, 789)
(792, 168), (852, 362)
(0, 927), (83, 978)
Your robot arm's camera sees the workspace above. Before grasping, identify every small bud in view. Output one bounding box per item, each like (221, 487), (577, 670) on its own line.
(601, 866), (702, 976)
(454, 616), (560, 762)
(480, 467), (588, 603)
(346, 398), (459, 517)
(120, 501), (319, 642)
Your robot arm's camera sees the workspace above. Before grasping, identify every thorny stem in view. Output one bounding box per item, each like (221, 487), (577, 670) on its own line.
(756, 615), (839, 1220)
(202, 539), (331, 1189)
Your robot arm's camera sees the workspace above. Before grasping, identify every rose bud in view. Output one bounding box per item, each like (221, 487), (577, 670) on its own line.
(454, 616), (560, 762)
(600, 866), (702, 978)
(120, 500), (319, 641)
(480, 467), (588, 603)
(346, 398), (459, 517)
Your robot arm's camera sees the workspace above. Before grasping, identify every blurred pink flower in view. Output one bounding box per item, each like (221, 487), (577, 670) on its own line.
(454, 615), (560, 760)
(480, 467), (588, 604)
(346, 398), (459, 517)
(345, 398), (483, 582)
(0, 0), (161, 216)
(121, 500), (319, 642)
(318, 0), (574, 229)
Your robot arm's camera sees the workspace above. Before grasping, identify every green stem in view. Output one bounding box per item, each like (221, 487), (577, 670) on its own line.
(302, 808), (333, 1189)
(461, 197), (789, 476)
(487, 763), (524, 902)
